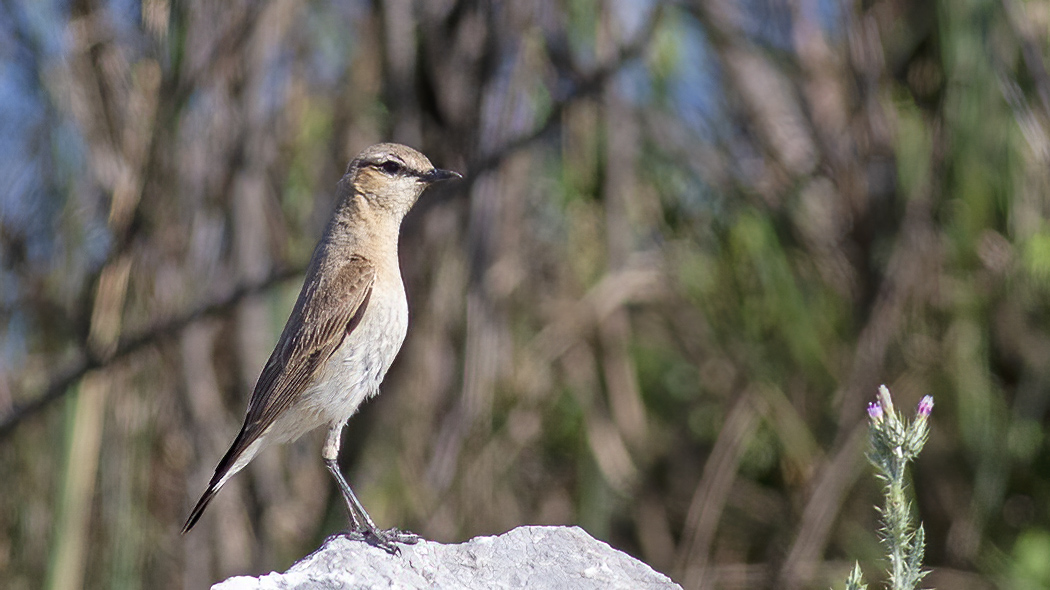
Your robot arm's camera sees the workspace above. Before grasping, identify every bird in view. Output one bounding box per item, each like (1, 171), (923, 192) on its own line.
(182, 143), (460, 552)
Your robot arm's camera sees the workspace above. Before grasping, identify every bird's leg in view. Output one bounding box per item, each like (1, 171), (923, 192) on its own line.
(322, 423), (420, 553)
(322, 423), (375, 533)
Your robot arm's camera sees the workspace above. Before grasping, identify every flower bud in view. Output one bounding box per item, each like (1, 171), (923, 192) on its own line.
(916, 395), (934, 418)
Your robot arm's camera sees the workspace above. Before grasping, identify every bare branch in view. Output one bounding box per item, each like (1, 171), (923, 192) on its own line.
(0, 266), (303, 439)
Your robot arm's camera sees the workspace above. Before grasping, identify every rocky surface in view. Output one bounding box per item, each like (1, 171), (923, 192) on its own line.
(212, 525), (681, 590)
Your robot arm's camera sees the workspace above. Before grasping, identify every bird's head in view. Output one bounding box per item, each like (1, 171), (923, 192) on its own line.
(345, 143), (461, 218)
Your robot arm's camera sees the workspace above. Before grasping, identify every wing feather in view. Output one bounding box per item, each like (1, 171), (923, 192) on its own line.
(242, 253), (375, 452)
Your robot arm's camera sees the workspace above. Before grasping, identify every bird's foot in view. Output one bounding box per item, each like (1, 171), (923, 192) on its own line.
(339, 527), (422, 555)
(365, 527), (422, 555)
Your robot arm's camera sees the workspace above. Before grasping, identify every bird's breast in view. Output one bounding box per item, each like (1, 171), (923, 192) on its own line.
(299, 276), (409, 427)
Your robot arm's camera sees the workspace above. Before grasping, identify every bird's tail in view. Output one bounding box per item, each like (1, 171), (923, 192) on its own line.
(182, 429), (261, 534)
(182, 483), (221, 534)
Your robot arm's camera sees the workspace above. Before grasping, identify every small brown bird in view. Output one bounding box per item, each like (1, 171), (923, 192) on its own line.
(182, 143), (459, 551)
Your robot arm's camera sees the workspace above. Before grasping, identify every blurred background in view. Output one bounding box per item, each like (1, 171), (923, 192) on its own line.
(1, 0), (1048, 588)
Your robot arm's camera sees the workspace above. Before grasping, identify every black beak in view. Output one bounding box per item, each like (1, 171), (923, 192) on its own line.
(422, 168), (462, 183)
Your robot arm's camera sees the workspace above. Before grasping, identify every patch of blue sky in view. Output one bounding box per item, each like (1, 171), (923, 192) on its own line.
(104, 0), (144, 43)
(739, 0), (794, 51)
(656, 17), (729, 220)
(0, 304), (29, 372)
(51, 116), (87, 189)
(740, 0), (844, 50)
(258, 48), (294, 117)
(0, 64), (47, 233)
(609, 0), (656, 41)
(611, 9), (724, 143)
(479, 52), (525, 152)
(1, 77), (95, 271)
(668, 16), (724, 141)
(77, 199), (115, 269)
(302, 4), (354, 88)
(7, 0), (68, 59)
(0, 0), (76, 244)
(816, 0), (843, 39)
(258, 1), (366, 120)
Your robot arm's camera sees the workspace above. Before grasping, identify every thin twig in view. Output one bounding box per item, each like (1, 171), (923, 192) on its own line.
(0, 267), (303, 439)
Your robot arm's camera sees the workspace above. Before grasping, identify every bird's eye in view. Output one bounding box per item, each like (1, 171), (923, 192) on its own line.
(378, 160), (403, 175)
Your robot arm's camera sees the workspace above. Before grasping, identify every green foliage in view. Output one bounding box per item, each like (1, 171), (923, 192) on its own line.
(1007, 529), (1050, 590)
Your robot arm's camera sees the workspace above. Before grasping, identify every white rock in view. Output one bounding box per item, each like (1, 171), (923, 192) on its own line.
(212, 525), (681, 590)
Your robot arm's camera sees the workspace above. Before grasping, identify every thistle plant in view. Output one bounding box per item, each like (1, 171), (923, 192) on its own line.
(843, 385), (933, 590)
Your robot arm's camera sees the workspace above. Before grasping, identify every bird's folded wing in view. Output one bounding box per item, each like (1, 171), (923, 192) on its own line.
(239, 254), (376, 451)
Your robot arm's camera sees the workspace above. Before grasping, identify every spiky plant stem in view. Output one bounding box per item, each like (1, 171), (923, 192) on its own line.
(839, 386), (933, 590)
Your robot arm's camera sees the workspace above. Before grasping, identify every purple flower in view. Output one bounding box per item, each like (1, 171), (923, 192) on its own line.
(917, 395), (934, 418)
(867, 401), (884, 421)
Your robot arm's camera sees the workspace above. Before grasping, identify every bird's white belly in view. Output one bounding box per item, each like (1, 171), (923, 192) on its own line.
(267, 288), (408, 442)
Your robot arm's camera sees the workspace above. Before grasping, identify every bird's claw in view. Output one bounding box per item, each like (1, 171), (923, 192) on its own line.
(367, 527), (421, 555)
(339, 527), (421, 555)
